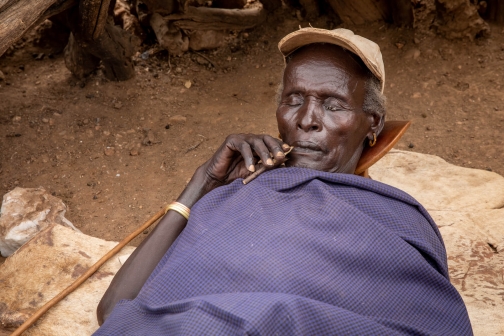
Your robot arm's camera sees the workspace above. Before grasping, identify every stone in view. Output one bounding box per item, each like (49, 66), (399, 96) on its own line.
(188, 30), (227, 51)
(0, 224), (135, 334)
(168, 115), (187, 125)
(370, 150), (504, 210)
(370, 150), (504, 335)
(0, 187), (78, 257)
(104, 147), (115, 156)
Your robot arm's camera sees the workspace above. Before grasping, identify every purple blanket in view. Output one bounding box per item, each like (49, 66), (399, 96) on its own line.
(96, 168), (472, 335)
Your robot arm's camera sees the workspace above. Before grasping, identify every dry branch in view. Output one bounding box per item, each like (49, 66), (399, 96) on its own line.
(0, 0), (60, 56)
(165, 4), (266, 30)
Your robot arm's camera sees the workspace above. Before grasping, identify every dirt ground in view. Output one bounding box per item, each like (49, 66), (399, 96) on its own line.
(1, 7), (504, 262)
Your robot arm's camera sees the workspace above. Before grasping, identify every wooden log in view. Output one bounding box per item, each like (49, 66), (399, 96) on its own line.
(483, 0), (504, 23)
(166, 4), (267, 30)
(386, 0), (414, 27)
(0, 0), (17, 12)
(0, 0), (60, 57)
(78, 0), (111, 40)
(260, 0), (281, 12)
(325, 0), (390, 25)
(150, 12), (188, 55)
(38, 0), (78, 24)
(64, 32), (100, 79)
(77, 18), (136, 81)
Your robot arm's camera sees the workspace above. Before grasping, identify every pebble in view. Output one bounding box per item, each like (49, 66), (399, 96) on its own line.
(411, 92), (422, 98)
(175, 67), (182, 74)
(49, 118), (55, 126)
(168, 115), (187, 125)
(12, 116), (21, 123)
(408, 143), (415, 148)
(83, 119), (89, 125)
(421, 113), (427, 118)
(42, 118), (49, 124)
(395, 42), (405, 49)
(130, 148), (139, 156)
(184, 80), (192, 89)
(103, 131), (110, 136)
(104, 147), (115, 156)
(114, 102), (123, 109)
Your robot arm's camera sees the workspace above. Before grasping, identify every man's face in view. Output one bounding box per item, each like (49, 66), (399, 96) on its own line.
(276, 44), (377, 173)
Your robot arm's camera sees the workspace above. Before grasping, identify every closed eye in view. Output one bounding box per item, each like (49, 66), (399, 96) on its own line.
(323, 98), (346, 112)
(283, 94), (303, 107)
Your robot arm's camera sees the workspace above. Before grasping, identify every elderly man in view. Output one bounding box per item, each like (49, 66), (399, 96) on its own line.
(95, 28), (472, 335)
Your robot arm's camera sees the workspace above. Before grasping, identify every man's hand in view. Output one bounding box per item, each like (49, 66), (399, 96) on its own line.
(203, 133), (290, 186)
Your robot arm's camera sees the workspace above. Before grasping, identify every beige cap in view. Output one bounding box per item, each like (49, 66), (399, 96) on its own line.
(278, 27), (385, 93)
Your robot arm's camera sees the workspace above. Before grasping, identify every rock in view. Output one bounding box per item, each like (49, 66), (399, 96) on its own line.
(150, 13), (188, 56)
(104, 147), (115, 156)
(454, 82), (470, 91)
(184, 80), (192, 89)
(0, 187), (78, 257)
(370, 150), (504, 335)
(113, 102), (123, 109)
(370, 150), (504, 211)
(0, 224), (135, 334)
(405, 48), (421, 59)
(411, 92), (421, 98)
(168, 115), (187, 125)
(434, 0), (490, 40)
(130, 148), (139, 156)
(142, 129), (160, 146)
(189, 30), (227, 51)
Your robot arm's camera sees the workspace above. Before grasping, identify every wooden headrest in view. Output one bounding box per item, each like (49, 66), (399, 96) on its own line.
(354, 120), (411, 175)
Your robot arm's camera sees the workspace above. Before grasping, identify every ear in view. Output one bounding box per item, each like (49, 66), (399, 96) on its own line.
(366, 112), (385, 141)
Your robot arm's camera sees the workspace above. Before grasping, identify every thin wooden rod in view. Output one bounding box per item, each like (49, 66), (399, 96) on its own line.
(11, 208), (166, 336)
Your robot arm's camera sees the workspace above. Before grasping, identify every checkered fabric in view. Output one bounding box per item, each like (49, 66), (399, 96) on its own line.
(95, 168), (472, 335)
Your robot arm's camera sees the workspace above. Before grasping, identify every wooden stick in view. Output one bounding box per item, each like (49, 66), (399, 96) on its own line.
(11, 208), (166, 336)
(243, 146), (294, 185)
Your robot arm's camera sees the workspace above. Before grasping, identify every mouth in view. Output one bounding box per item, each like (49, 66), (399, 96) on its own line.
(291, 141), (324, 153)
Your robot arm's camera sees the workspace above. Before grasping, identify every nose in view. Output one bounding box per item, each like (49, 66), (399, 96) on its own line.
(297, 97), (321, 132)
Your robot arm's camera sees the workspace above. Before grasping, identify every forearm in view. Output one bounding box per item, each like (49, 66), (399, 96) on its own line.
(97, 165), (219, 325)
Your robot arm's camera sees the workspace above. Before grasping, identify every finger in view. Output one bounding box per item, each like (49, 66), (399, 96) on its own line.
(237, 141), (256, 172)
(250, 138), (274, 167)
(263, 136), (287, 164)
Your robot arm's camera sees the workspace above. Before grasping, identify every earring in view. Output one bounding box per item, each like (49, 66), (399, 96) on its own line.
(369, 133), (377, 147)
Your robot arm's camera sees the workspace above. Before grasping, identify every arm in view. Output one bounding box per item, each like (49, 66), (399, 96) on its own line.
(97, 134), (289, 325)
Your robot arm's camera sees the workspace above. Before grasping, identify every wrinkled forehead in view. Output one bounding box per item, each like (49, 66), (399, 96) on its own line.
(285, 43), (372, 84)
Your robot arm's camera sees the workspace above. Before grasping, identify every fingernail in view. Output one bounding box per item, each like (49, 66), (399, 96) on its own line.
(276, 151), (285, 157)
(282, 144), (290, 150)
(248, 165), (255, 172)
(266, 158), (273, 166)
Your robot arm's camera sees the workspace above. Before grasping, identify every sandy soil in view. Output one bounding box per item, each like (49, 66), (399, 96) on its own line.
(1, 9), (503, 256)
